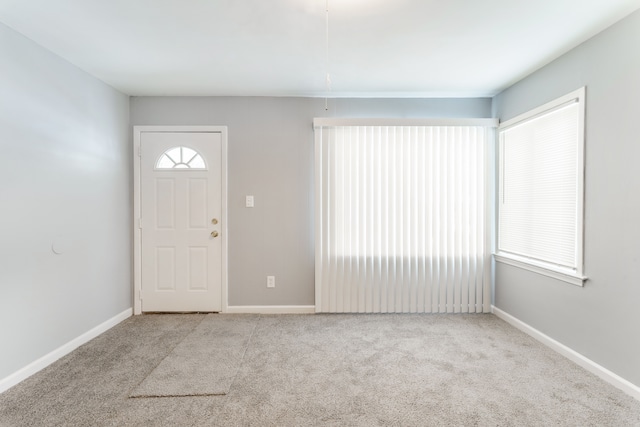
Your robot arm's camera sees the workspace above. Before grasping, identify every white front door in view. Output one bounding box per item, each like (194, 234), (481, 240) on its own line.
(140, 131), (223, 312)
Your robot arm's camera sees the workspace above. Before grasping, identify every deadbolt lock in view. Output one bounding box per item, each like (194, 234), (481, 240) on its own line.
(211, 218), (218, 225)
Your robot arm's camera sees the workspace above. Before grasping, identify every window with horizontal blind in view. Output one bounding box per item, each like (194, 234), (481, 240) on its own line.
(496, 87), (586, 286)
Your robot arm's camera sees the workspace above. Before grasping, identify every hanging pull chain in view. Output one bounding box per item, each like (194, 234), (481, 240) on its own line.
(325, 0), (330, 111)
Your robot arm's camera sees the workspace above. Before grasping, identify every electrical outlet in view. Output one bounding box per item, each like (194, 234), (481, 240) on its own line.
(246, 195), (254, 208)
(267, 276), (275, 288)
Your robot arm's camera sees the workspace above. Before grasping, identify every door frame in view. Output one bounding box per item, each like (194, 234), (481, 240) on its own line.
(133, 125), (228, 315)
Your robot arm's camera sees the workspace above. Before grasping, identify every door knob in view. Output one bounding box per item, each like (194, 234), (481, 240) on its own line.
(211, 231), (219, 238)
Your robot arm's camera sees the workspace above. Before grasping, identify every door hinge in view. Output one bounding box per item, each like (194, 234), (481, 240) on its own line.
(138, 218), (143, 229)
(137, 146), (141, 157)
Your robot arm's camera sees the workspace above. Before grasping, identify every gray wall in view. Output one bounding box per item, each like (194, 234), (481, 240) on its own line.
(492, 10), (640, 386)
(131, 97), (491, 306)
(0, 23), (131, 380)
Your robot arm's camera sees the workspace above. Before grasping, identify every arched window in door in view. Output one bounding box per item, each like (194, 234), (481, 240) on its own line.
(156, 146), (207, 169)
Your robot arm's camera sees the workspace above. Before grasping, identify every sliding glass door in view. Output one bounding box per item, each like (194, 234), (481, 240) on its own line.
(314, 119), (495, 313)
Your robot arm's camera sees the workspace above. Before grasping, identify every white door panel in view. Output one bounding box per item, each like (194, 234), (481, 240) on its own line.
(140, 131), (222, 312)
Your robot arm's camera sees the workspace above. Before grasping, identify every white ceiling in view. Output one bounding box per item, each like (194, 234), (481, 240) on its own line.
(1, 0), (639, 97)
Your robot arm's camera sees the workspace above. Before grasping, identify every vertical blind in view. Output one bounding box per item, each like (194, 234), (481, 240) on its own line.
(314, 120), (493, 313)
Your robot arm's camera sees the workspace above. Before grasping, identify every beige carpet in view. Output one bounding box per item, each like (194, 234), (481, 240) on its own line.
(1, 313), (639, 426)
(130, 314), (258, 397)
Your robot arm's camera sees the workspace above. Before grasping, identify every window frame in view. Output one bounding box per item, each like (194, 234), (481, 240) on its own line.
(154, 145), (208, 170)
(495, 87), (587, 287)
(313, 117), (498, 313)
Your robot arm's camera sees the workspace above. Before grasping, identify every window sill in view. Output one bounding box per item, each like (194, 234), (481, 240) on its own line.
(494, 253), (587, 287)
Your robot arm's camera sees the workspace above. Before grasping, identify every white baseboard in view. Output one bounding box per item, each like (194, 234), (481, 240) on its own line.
(0, 308), (132, 394)
(225, 305), (315, 314)
(492, 306), (640, 401)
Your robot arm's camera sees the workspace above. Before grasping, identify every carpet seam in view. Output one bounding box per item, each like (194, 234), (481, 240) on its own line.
(129, 392), (226, 399)
(127, 314), (208, 398)
(225, 313), (261, 395)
